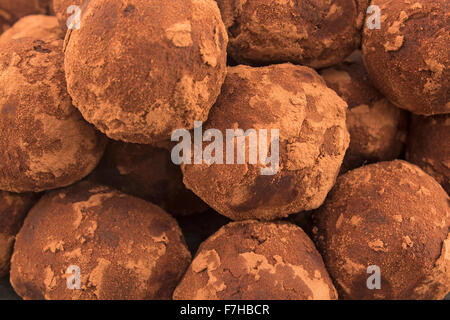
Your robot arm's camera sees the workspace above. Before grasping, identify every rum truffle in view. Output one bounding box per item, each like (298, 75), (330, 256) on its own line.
(10, 182), (191, 300)
(0, 0), (51, 34)
(406, 115), (450, 194)
(362, 0), (449, 115)
(89, 140), (207, 216)
(0, 191), (39, 277)
(313, 160), (450, 300)
(215, 0), (368, 68)
(320, 51), (408, 172)
(181, 64), (350, 220)
(64, 0), (228, 144)
(0, 15), (62, 45)
(173, 220), (338, 300)
(0, 36), (106, 193)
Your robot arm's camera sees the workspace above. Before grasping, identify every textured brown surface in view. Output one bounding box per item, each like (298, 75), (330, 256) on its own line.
(0, 0), (52, 34)
(0, 191), (39, 277)
(406, 115), (450, 194)
(320, 51), (408, 172)
(52, 0), (82, 34)
(64, 0), (228, 144)
(182, 64), (350, 220)
(313, 160), (450, 300)
(89, 139), (208, 216)
(10, 181), (191, 300)
(362, 0), (449, 115)
(174, 220), (338, 300)
(215, 0), (368, 68)
(0, 14), (62, 45)
(0, 36), (106, 193)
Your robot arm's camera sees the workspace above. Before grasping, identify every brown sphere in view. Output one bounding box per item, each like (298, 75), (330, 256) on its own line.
(0, 191), (39, 277)
(320, 51), (408, 172)
(313, 160), (450, 300)
(215, 0), (368, 68)
(64, 0), (228, 144)
(0, 0), (51, 34)
(173, 220), (338, 300)
(0, 36), (106, 193)
(406, 115), (450, 194)
(89, 140), (207, 216)
(51, 0), (82, 34)
(362, 0), (449, 115)
(182, 64), (350, 220)
(10, 182), (191, 300)
(0, 15), (62, 45)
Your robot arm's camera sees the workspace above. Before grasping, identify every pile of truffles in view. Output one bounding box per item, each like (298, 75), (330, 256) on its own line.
(0, 0), (448, 301)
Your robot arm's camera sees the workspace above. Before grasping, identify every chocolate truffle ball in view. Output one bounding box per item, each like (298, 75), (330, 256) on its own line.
(320, 51), (408, 172)
(10, 182), (191, 300)
(0, 191), (39, 277)
(0, 0), (52, 34)
(89, 140), (207, 216)
(64, 0), (228, 144)
(0, 36), (106, 193)
(313, 160), (450, 300)
(362, 0), (449, 115)
(215, 0), (368, 68)
(173, 220), (338, 300)
(52, 0), (82, 34)
(181, 64), (350, 220)
(0, 15), (62, 45)
(406, 115), (450, 194)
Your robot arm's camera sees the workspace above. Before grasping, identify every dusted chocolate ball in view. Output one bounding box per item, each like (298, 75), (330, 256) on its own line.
(0, 15), (62, 45)
(52, 0), (82, 33)
(0, 191), (39, 277)
(406, 115), (450, 194)
(0, 36), (106, 193)
(320, 51), (408, 172)
(362, 0), (449, 115)
(215, 0), (368, 68)
(313, 160), (450, 300)
(182, 64), (350, 220)
(173, 220), (338, 300)
(0, 0), (51, 34)
(10, 182), (191, 300)
(89, 140), (207, 216)
(64, 0), (228, 144)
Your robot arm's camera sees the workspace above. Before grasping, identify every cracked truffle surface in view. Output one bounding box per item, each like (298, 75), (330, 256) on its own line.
(182, 64), (350, 220)
(0, 0), (52, 34)
(0, 15), (62, 45)
(0, 36), (106, 193)
(215, 0), (368, 68)
(320, 51), (408, 172)
(313, 160), (450, 300)
(89, 140), (207, 216)
(362, 0), (449, 115)
(0, 191), (38, 277)
(406, 115), (450, 194)
(173, 220), (338, 300)
(64, 0), (228, 144)
(10, 182), (191, 300)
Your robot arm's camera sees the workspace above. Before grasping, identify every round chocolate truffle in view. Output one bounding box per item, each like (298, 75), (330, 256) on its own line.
(0, 0), (51, 34)
(181, 64), (350, 220)
(313, 160), (450, 300)
(0, 15), (62, 45)
(89, 139), (207, 216)
(320, 51), (408, 172)
(0, 36), (106, 193)
(362, 0), (449, 115)
(406, 114), (450, 194)
(173, 220), (338, 300)
(10, 182), (191, 300)
(215, 0), (368, 68)
(64, 0), (228, 144)
(0, 191), (39, 277)
(51, 0), (82, 34)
